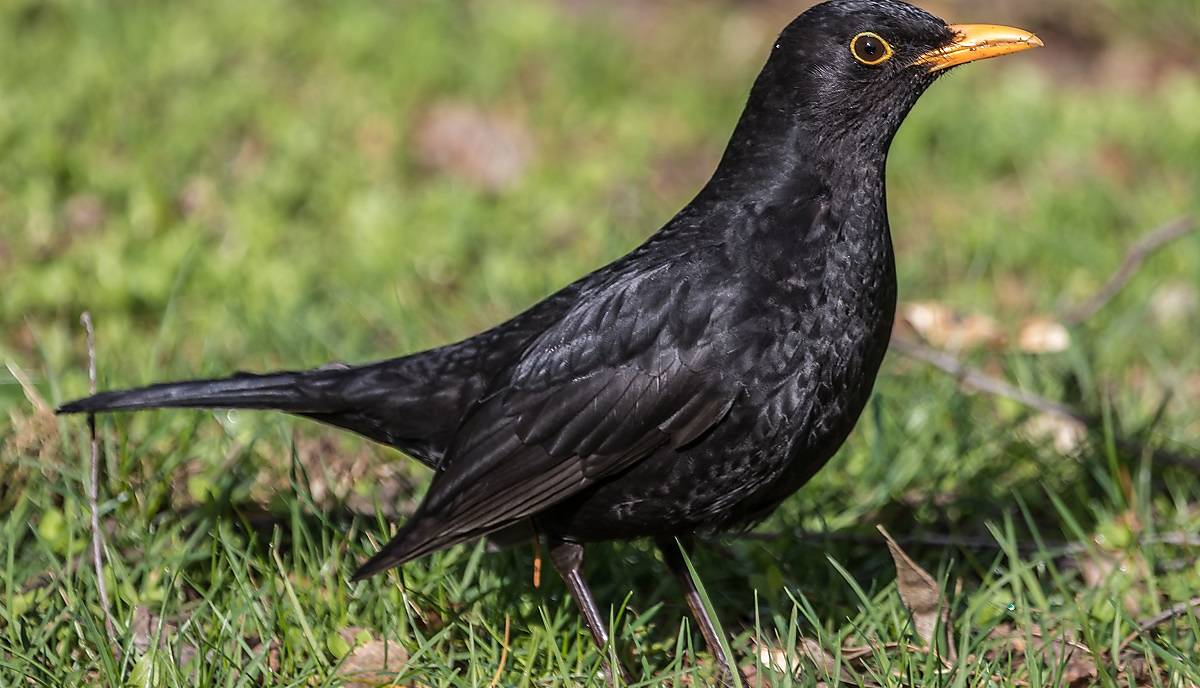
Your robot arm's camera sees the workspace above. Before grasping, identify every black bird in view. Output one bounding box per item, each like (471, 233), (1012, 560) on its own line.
(60, 0), (1041, 681)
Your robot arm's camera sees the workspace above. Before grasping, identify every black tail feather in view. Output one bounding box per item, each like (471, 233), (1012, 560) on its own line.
(55, 356), (458, 467)
(57, 371), (344, 416)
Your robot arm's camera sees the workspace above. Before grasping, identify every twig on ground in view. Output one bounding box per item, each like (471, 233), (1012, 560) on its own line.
(890, 337), (1087, 423)
(1063, 216), (1196, 325)
(893, 216), (1197, 431)
(895, 219), (1200, 467)
(895, 336), (1200, 469)
(82, 312), (118, 646)
(1119, 597), (1200, 655)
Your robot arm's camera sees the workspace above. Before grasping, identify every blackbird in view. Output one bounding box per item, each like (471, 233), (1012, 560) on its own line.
(60, 0), (1041, 681)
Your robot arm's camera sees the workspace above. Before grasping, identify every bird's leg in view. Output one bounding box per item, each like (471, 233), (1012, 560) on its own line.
(548, 538), (632, 684)
(656, 536), (747, 686)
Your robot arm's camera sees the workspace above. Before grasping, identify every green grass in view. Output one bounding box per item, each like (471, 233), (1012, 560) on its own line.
(2, 0), (1199, 685)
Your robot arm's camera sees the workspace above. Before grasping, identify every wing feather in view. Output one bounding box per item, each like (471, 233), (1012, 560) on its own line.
(353, 259), (742, 576)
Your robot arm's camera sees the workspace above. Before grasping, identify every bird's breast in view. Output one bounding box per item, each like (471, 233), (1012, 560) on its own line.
(736, 226), (897, 502)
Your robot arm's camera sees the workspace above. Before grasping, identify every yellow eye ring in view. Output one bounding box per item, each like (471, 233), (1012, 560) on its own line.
(850, 32), (894, 66)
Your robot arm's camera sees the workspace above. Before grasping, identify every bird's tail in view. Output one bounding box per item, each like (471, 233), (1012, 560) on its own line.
(56, 354), (459, 466)
(56, 370), (347, 416)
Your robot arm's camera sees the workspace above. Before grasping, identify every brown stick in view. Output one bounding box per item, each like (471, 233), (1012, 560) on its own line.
(1063, 216), (1195, 325)
(894, 336), (1200, 469)
(1119, 597), (1200, 654)
(82, 312), (118, 646)
(890, 337), (1088, 424)
(893, 218), (1200, 468)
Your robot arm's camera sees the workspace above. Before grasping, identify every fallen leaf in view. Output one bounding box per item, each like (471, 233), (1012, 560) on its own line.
(756, 638), (841, 676)
(798, 638), (841, 675)
(753, 637), (868, 685)
(738, 662), (761, 687)
(1021, 413), (1087, 455)
(756, 642), (794, 676)
(989, 624), (1097, 687)
(413, 102), (534, 192)
(877, 525), (956, 660)
(338, 628), (408, 687)
(131, 605), (200, 668)
(899, 301), (1002, 351)
(1017, 317), (1071, 354)
(1058, 645), (1099, 687)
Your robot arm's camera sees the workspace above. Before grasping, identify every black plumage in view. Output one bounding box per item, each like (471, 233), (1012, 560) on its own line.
(59, 0), (1040, 679)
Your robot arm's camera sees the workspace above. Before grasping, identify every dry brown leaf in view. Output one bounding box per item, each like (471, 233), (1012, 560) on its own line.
(1021, 413), (1087, 454)
(1017, 317), (1071, 354)
(988, 624), (1097, 687)
(738, 662), (762, 688)
(131, 605), (200, 667)
(756, 638), (841, 676)
(799, 638), (840, 675)
(757, 642), (794, 676)
(877, 525), (956, 660)
(899, 301), (1002, 351)
(413, 102), (534, 192)
(338, 629), (409, 688)
(1060, 648), (1099, 687)
(754, 638), (869, 685)
(132, 605), (170, 655)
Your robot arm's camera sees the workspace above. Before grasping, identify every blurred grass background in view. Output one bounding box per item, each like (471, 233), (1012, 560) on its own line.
(1, 0), (1198, 685)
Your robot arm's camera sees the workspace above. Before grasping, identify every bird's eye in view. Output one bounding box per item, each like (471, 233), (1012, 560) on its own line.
(850, 32), (894, 66)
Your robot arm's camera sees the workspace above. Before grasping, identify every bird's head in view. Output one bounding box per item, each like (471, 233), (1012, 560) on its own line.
(716, 0), (1042, 181)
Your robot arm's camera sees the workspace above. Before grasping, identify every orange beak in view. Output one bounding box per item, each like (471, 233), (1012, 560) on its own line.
(916, 24), (1044, 72)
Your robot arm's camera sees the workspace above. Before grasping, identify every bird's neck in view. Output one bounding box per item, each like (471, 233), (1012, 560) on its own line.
(699, 113), (895, 254)
(704, 108), (895, 204)
(693, 104), (899, 299)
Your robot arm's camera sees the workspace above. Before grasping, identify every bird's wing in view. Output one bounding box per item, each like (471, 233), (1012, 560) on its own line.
(353, 260), (743, 576)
